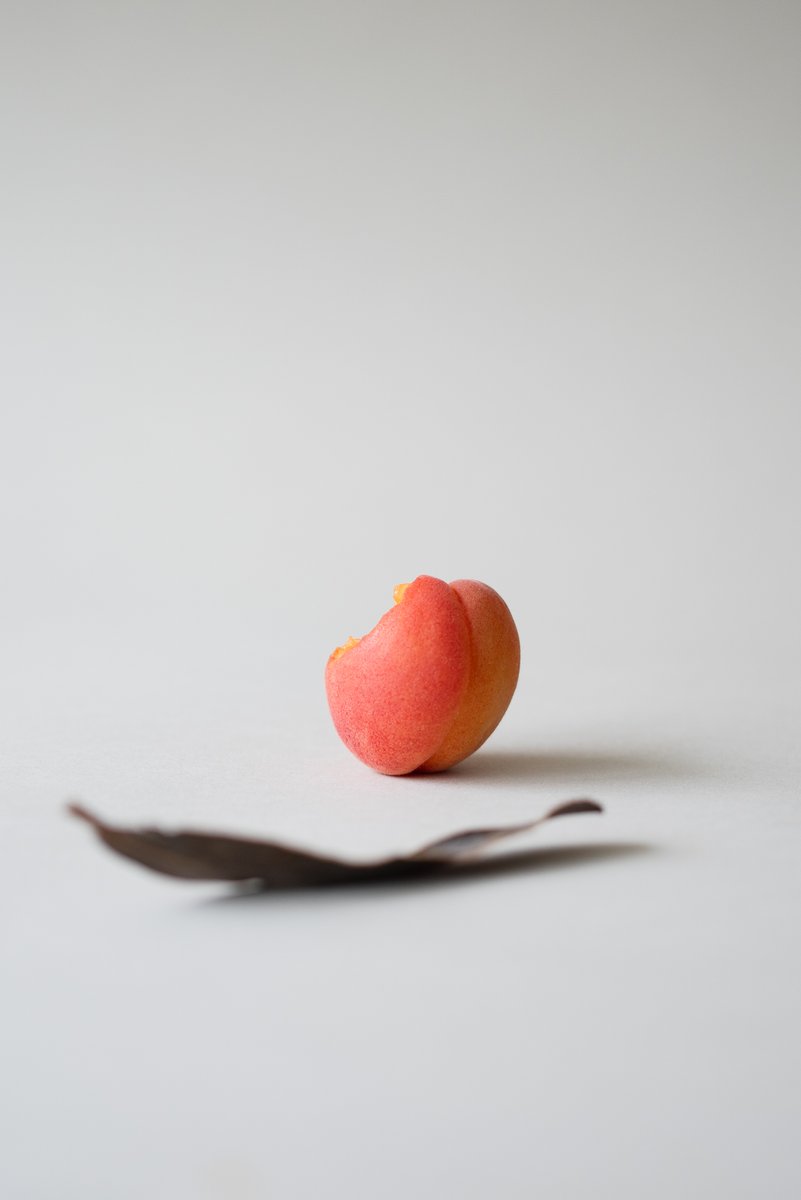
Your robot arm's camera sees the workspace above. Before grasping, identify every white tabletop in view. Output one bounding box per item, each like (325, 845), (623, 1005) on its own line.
(2, 3), (800, 1197)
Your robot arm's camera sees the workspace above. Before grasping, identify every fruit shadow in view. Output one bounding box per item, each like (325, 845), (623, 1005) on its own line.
(198, 841), (654, 909)
(427, 746), (696, 787)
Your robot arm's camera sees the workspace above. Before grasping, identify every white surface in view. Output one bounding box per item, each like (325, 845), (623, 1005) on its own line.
(2, 3), (800, 1197)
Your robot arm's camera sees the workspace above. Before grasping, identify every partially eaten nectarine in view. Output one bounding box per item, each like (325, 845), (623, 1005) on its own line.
(325, 575), (520, 775)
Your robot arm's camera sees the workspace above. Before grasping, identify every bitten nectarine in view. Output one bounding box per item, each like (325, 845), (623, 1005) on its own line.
(325, 575), (520, 775)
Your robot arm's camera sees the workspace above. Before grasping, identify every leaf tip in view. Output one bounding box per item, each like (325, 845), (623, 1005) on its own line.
(66, 801), (97, 826)
(547, 798), (604, 819)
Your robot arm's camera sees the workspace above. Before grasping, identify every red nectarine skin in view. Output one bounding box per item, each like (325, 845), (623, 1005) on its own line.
(325, 576), (471, 775)
(326, 575), (521, 776)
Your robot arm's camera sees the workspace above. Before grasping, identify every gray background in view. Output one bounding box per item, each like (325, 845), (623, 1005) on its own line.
(2, 2), (800, 1197)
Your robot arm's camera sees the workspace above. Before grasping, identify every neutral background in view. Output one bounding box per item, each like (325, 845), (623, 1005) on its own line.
(2, 2), (799, 1197)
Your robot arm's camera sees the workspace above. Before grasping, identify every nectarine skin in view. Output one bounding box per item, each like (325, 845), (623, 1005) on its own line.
(326, 575), (520, 775)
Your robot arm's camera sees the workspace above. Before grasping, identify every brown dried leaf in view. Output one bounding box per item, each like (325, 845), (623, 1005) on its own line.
(68, 799), (603, 888)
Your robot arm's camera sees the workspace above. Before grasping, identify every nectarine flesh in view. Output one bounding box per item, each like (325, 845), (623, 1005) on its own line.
(325, 575), (520, 775)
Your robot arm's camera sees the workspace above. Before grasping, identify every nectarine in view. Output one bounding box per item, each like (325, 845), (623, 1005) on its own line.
(326, 575), (520, 775)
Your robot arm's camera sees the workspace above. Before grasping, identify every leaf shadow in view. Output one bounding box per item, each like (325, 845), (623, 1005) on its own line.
(200, 840), (655, 909)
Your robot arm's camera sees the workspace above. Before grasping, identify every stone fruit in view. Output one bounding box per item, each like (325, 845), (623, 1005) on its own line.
(325, 575), (520, 775)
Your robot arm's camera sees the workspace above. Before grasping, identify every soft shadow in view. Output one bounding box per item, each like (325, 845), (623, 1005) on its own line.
(197, 841), (655, 909)
(443, 747), (693, 786)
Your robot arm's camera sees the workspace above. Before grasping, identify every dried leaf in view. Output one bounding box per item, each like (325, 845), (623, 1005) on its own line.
(67, 799), (603, 888)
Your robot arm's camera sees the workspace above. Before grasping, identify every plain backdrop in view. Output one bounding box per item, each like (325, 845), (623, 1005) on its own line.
(2, 3), (800, 1197)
